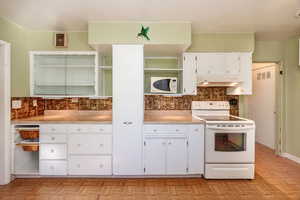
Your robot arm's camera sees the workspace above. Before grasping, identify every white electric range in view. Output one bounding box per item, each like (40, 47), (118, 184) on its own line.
(192, 101), (255, 179)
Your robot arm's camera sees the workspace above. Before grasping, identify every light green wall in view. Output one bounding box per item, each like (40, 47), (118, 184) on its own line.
(253, 40), (284, 62)
(0, 18), (28, 96)
(88, 21), (191, 45)
(283, 37), (300, 157)
(188, 33), (255, 52)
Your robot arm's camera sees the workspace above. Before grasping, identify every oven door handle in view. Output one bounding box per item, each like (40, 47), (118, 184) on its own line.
(207, 127), (254, 131)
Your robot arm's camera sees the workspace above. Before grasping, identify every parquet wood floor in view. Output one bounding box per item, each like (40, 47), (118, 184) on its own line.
(1, 144), (300, 200)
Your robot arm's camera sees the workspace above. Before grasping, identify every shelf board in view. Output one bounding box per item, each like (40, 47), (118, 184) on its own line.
(36, 83), (95, 86)
(39, 65), (94, 68)
(145, 56), (179, 60)
(98, 66), (112, 69)
(144, 68), (183, 71)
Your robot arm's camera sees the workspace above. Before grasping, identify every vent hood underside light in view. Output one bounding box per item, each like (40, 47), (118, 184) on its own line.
(198, 81), (240, 87)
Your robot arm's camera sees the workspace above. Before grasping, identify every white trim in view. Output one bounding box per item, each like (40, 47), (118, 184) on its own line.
(281, 153), (300, 164)
(0, 41), (11, 185)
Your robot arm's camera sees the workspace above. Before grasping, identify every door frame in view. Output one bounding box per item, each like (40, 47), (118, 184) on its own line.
(0, 40), (11, 185)
(248, 62), (284, 155)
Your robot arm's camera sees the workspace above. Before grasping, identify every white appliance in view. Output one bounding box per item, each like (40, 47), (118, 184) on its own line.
(0, 40), (11, 185)
(151, 77), (177, 93)
(192, 101), (255, 179)
(113, 45), (144, 175)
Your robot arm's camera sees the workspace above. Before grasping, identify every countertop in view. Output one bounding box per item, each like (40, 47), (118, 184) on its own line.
(11, 110), (204, 124)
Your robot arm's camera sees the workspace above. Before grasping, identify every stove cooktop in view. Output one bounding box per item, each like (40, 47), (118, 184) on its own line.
(194, 115), (247, 122)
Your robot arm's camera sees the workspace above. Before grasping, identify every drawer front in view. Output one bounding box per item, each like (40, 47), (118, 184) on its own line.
(40, 144), (67, 160)
(40, 160), (67, 175)
(69, 134), (112, 155)
(68, 125), (90, 133)
(144, 125), (187, 134)
(89, 125), (112, 133)
(68, 156), (112, 175)
(40, 125), (68, 134)
(40, 134), (67, 143)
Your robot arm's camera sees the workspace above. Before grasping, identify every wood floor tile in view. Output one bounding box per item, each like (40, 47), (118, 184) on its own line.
(1, 144), (300, 200)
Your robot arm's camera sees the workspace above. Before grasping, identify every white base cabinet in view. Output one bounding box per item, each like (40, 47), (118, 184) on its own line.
(143, 124), (204, 176)
(39, 124), (112, 176)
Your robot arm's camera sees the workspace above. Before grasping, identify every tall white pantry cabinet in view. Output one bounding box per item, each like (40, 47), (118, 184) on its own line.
(112, 45), (144, 175)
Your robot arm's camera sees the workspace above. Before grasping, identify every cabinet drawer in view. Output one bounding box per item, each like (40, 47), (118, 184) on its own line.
(68, 156), (112, 175)
(40, 134), (67, 143)
(69, 134), (112, 155)
(40, 160), (67, 175)
(68, 125), (90, 133)
(89, 125), (112, 133)
(40, 125), (68, 133)
(40, 144), (67, 160)
(144, 125), (187, 134)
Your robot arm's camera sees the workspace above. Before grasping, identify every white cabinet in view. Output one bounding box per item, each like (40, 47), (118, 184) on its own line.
(68, 134), (112, 155)
(166, 138), (187, 174)
(30, 51), (98, 97)
(227, 52), (252, 95)
(187, 125), (204, 174)
(69, 155), (112, 175)
(144, 138), (166, 175)
(143, 124), (204, 176)
(182, 54), (197, 95)
(144, 137), (187, 175)
(39, 124), (112, 176)
(113, 45), (144, 175)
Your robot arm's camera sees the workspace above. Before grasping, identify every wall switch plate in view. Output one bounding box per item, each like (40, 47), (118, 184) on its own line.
(33, 100), (37, 107)
(12, 100), (22, 109)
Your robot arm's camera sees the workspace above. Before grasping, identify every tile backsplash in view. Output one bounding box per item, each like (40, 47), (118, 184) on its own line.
(11, 87), (239, 120)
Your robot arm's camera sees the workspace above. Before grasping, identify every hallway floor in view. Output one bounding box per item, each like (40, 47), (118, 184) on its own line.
(0, 144), (300, 200)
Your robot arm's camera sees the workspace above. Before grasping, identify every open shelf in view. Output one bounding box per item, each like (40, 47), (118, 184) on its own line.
(144, 68), (183, 71)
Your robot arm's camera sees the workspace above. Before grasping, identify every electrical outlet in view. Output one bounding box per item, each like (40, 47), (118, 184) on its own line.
(12, 100), (22, 109)
(71, 98), (78, 103)
(33, 100), (37, 107)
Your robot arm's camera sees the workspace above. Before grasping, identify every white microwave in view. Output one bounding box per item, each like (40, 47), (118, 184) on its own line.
(151, 77), (177, 93)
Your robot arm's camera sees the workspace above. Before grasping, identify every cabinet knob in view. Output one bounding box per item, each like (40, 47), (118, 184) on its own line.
(99, 144), (104, 147)
(77, 164), (80, 168)
(51, 128), (56, 131)
(162, 142), (166, 145)
(50, 149), (54, 153)
(77, 144), (81, 147)
(168, 142), (172, 145)
(50, 166), (54, 170)
(128, 122), (133, 125)
(153, 129), (157, 132)
(77, 128), (81, 131)
(175, 129), (179, 132)
(99, 128), (104, 131)
(195, 129), (199, 131)
(99, 164), (104, 168)
(51, 137), (55, 141)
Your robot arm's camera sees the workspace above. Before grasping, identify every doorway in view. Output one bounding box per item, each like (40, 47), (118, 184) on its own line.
(247, 63), (281, 150)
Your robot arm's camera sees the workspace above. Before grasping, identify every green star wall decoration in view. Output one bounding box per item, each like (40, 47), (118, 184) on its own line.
(137, 25), (150, 40)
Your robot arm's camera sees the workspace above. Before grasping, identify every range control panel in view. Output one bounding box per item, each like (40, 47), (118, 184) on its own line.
(192, 101), (230, 110)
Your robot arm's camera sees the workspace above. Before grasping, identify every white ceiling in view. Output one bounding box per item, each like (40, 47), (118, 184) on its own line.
(1, 0), (300, 39)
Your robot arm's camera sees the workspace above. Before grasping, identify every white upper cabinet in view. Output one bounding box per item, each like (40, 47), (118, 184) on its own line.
(182, 52), (252, 95)
(30, 51), (98, 97)
(227, 52), (252, 95)
(113, 45), (144, 175)
(182, 54), (197, 95)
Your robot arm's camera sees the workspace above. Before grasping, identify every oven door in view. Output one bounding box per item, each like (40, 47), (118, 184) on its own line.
(205, 126), (255, 163)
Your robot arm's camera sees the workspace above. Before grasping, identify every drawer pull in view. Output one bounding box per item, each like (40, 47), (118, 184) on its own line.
(176, 129), (179, 132)
(50, 166), (54, 170)
(50, 149), (54, 153)
(195, 129), (199, 131)
(99, 128), (104, 131)
(51, 128), (56, 131)
(162, 142), (166, 145)
(77, 144), (81, 147)
(99, 164), (104, 168)
(99, 144), (104, 147)
(51, 137), (55, 141)
(77, 164), (81, 168)
(168, 142), (172, 145)
(154, 129), (157, 132)
(77, 128), (81, 131)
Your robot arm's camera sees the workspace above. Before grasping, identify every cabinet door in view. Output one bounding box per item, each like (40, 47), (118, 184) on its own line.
(183, 54), (197, 95)
(144, 138), (166, 175)
(197, 53), (226, 82)
(225, 53), (241, 80)
(166, 138), (187, 175)
(112, 45), (144, 175)
(187, 125), (204, 174)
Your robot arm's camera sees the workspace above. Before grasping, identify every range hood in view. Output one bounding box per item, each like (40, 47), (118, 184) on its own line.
(198, 81), (241, 87)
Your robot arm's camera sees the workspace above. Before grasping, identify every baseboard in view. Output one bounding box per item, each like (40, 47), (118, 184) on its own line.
(281, 152), (300, 164)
